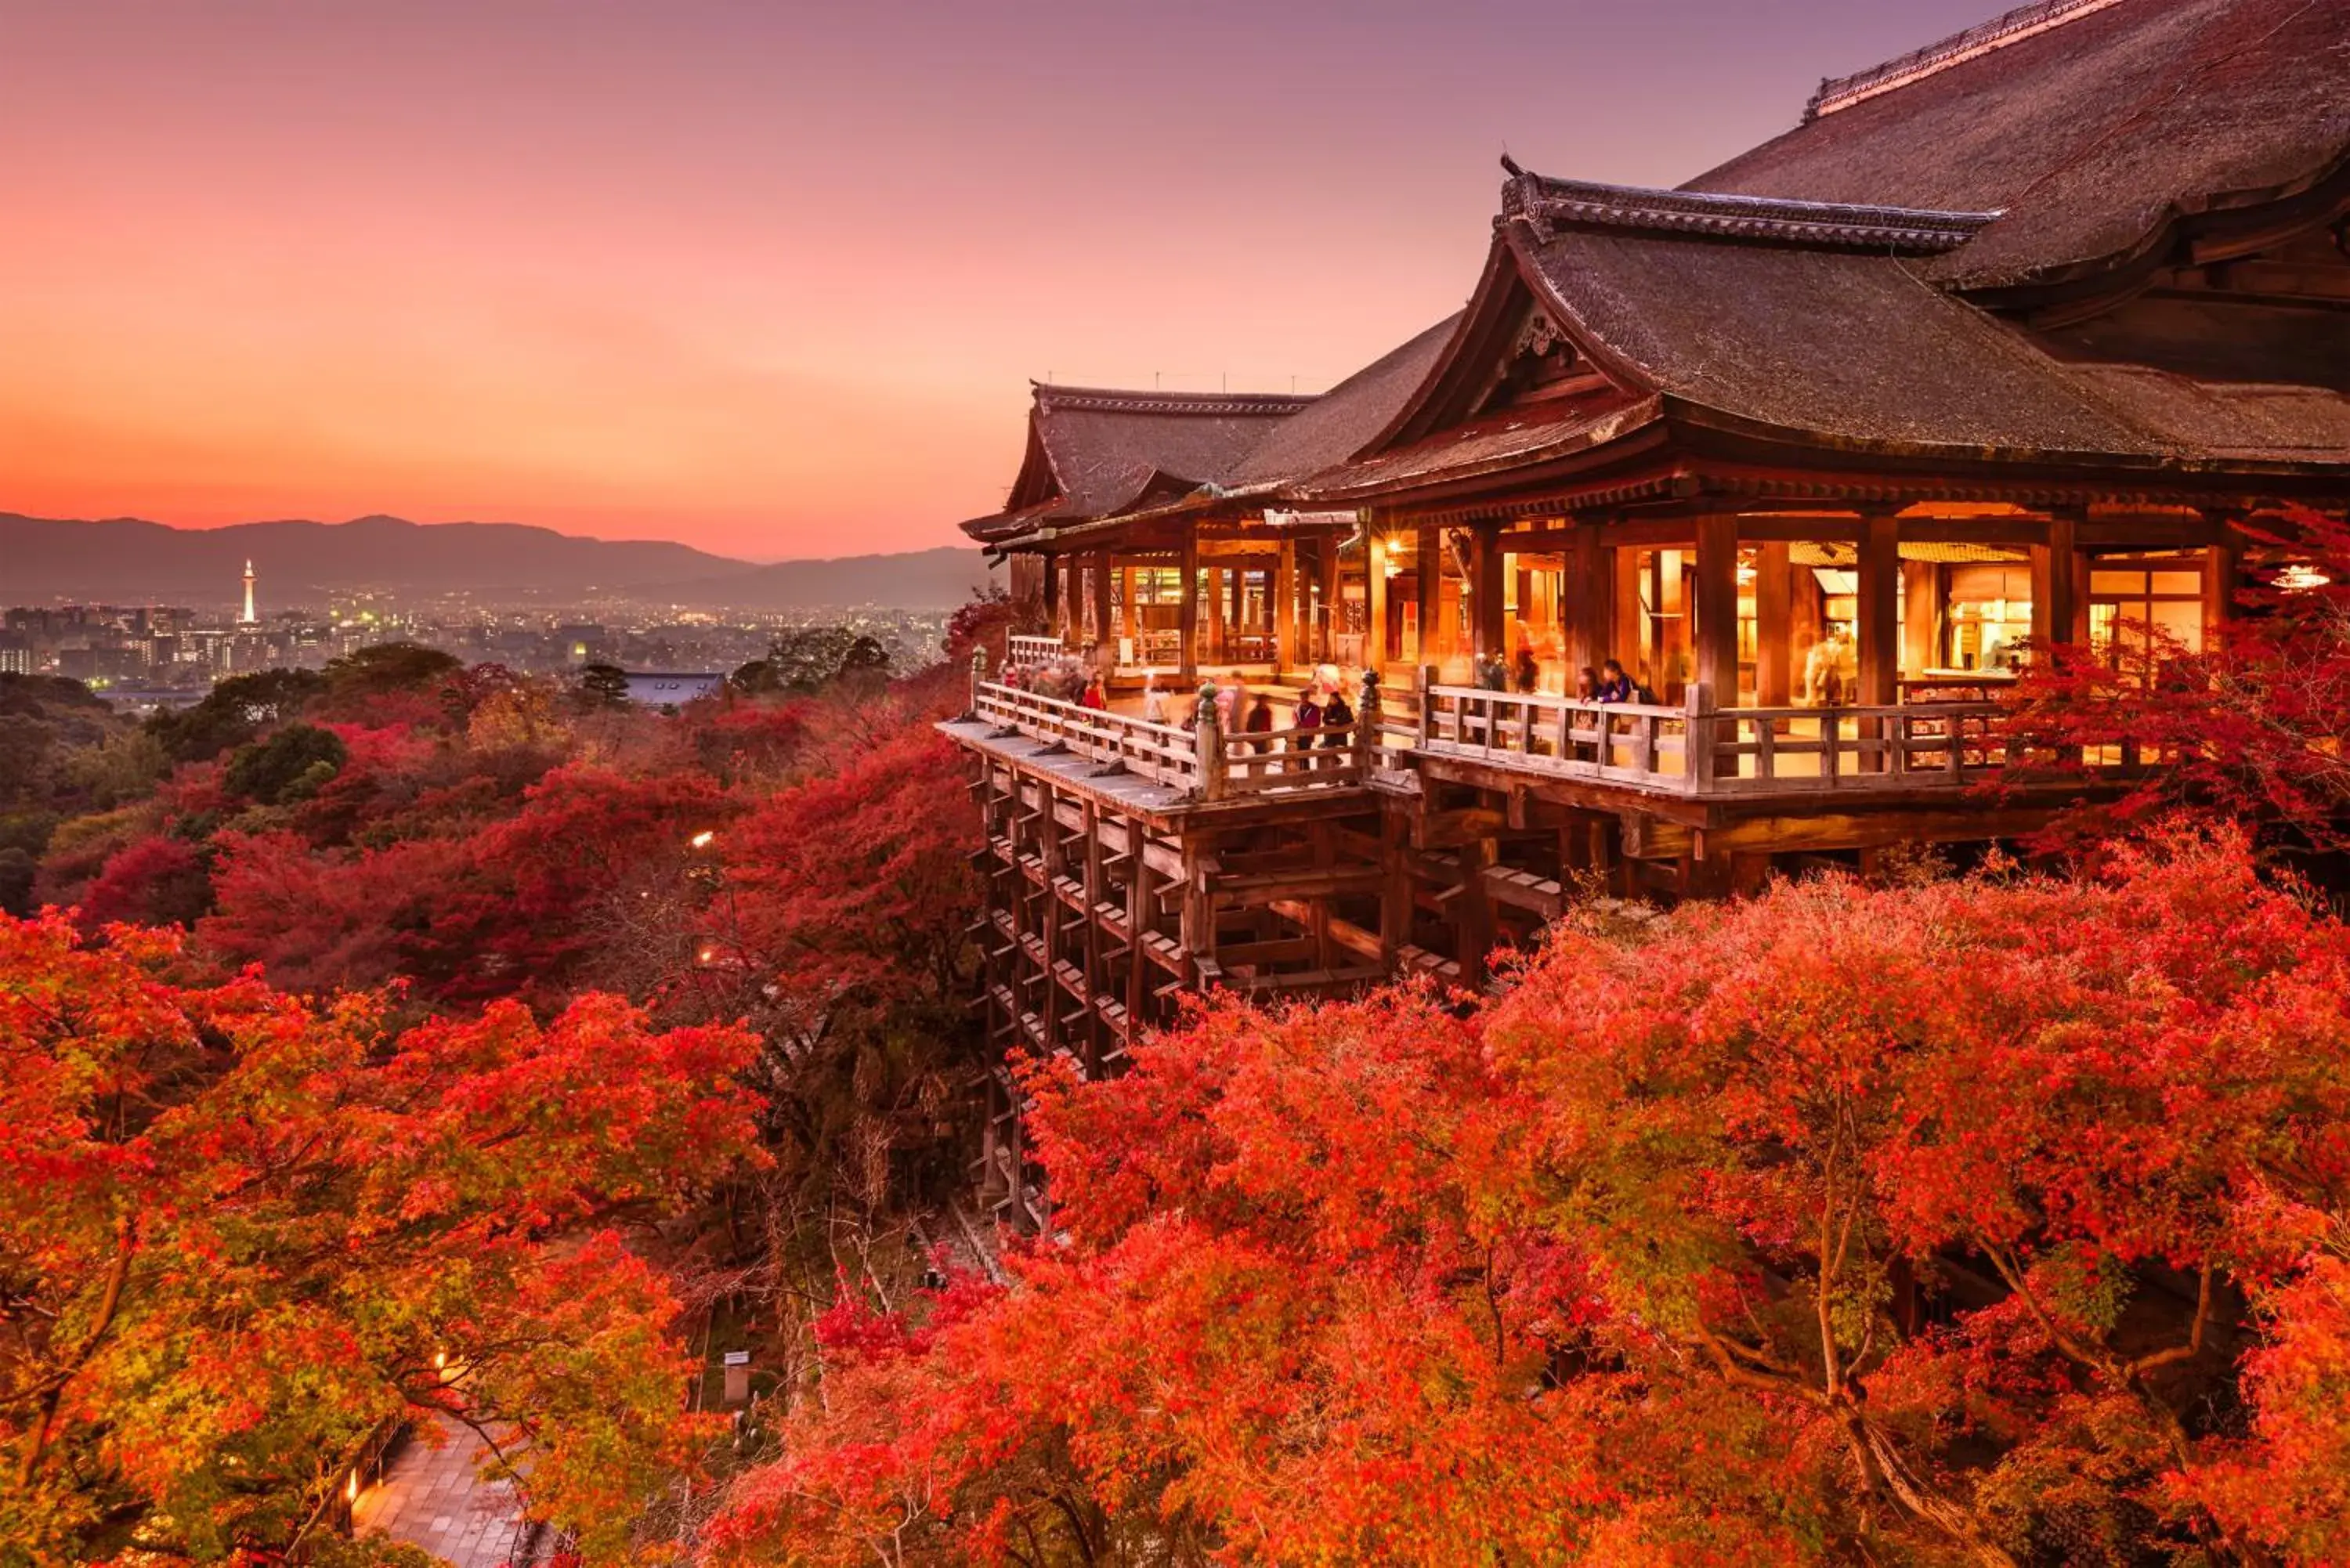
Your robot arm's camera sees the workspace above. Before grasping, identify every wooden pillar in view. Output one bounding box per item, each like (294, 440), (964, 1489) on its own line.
(1041, 552), (1061, 636)
(1857, 512), (1899, 706)
(1206, 563), (1227, 666)
(2203, 515), (2240, 642)
(1566, 520), (1612, 677)
(1365, 532), (1390, 677)
(1177, 533), (1199, 680)
(1457, 834), (1496, 983)
(1318, 535), (1341, 663)
(1900, 559), (1939, 682)
(2030, 511), (2080, 652)
(1694, 515), (1740, 704)
(1471, 529), (1506, 662)
(1415, 526), (1441, 670)
(1090, 551), (1113, 657)
(1755, 540), (1792, 707)
(1614, 540), (1644, 685)
(1274, 540), (1297, 673)
(1119, 565), (1137, 646)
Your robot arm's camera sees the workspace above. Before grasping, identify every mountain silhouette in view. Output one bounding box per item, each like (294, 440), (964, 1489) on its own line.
(0, 514), (999, 610)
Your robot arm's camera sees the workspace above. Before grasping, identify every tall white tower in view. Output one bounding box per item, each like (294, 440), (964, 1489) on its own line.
(239, 559), (258, 626)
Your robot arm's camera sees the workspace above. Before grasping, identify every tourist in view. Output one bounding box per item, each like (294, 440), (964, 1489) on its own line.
(1513, 644), (1539, 693)
(1245, 691), (1276, 752)
(1574, 666), (1599, 700)
(1078, 671), (1107, 710)
(1596, 659), (1635, 704)
(1141, 677), (1166, 724)
(1320, 678), (1354, 748)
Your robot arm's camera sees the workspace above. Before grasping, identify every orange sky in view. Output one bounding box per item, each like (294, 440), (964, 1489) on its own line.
(0, 2), (1993, 562)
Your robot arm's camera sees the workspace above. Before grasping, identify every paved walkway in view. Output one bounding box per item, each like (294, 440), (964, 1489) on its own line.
(351, 1414), (530, 1568)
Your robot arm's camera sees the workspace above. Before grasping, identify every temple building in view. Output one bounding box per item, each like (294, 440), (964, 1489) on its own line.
(945, 0), (2350, 1223)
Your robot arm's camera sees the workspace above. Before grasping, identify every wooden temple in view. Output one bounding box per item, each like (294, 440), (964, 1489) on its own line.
(945, 0), (2350, 1224)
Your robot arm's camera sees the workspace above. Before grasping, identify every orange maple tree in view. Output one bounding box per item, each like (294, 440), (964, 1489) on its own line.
(707, 829), (2350, 1565)
(0, 912), (765, 1563)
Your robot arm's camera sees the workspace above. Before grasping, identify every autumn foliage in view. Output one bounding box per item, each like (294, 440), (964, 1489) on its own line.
(0, 913), (763, 1563)
(711, 829), (2350, 1565)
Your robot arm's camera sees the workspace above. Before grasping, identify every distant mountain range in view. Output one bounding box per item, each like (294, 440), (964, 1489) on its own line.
(0, 514), (1000, 611)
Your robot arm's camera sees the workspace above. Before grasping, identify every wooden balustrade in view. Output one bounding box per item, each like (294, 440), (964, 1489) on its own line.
(1006, 634), (1065, 670)
(983, 674), (2030, 804)
(1418, 682), (2012, 797)
(974, 680), (1374, 801)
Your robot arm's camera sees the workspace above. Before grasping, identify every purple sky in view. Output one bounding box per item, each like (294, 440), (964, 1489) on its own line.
(2, 1), (1997, 559)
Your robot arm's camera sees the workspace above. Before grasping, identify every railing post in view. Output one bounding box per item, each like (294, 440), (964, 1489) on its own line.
(1194, 681), (1227, 802)
(1354, 668), (1381, 776)
(967, 649), (989, 718)
(1687, 681), (1718, 793)
(1419, 664), (1439, 747)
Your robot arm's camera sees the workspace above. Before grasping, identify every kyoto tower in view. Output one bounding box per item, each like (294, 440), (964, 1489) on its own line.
(239, 559), (258, 625)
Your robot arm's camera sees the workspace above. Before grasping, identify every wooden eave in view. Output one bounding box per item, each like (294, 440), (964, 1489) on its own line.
(1957, 149), (2350, 327)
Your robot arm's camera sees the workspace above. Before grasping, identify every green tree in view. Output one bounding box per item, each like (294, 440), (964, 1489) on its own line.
(320, 641), (464, 708)
(147, 668), (327, 762)
(578, 663), (632, 709)
(224, 723), (349, 805)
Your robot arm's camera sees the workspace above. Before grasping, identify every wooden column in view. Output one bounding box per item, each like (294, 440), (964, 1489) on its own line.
(1119, 565), (1137, 645)
(2203, 517), (2241, 641)
(1065, 557), (1084, 645)
(1657, 551), (1689, 699)
(1614, 540), (1645, 685)
(1042, 552), (1061, 637)
(1177, 533), (1199, 680)
(1206, 563), (1227, 666)
(1275, 540), (1298, 673)
(1694, 515), (1740, 704)
(1090, 551), (1113, 657)
(1857, 512), (1900, 706)
(1456, 834), (1495, 983)
(1365, 532), (1390, 676)
(1900, 559), (1939, 681)
(1755, 540), (1793, 707)
(2030, 511), (2080, 652)
(1318, 537), (1340, 663)
(1471, 529), (1505, 662)
(1566, 520), (1612, 677)
(1415, 526), (1441, 670)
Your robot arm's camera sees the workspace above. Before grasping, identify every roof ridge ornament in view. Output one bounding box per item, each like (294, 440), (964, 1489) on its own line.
(1806, 0), (2130, 121)
(1503, 172), (2002, 255)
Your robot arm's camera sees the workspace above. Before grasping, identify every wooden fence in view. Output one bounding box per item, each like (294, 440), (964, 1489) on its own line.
(1419, 678), (2008, 797)
(971, 679), (1373, 801)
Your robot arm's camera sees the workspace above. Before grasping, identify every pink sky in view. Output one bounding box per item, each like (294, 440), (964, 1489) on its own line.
(1, 1), (1994, 562)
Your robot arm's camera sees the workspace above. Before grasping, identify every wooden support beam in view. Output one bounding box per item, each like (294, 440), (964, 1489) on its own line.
(1857, 511), (1899, 706)
(1366, 531), (1390, 677)
(1900, 559), (1939, 681)
(2204, 520), (2242, 635)
(1455, 835), (1496, 982)
(1416, 526), (1442, 669)
(1206, 561), (1227, 665)
(1755, 540), (1792, 708)
(2030, 511), (2081, 651)
(1275, 540), (1297, 673)
(1566, 520), (1611, 678)
(1613, 539), (1645, 688)
(1090, 551), (1114, 659)
(1471, 528), (1506, 662)
(1318, 536), (1341, 665)
(1178, 532), (1199, 680)
(1694, 514), (1740, 703)
(1041, 553), (1061, 637)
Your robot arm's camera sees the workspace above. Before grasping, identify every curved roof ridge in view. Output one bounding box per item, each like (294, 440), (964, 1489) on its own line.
(1503, 168), (2000, 254)
(1030, 384), (1317, 417)
(1806, 0), (2132, 120)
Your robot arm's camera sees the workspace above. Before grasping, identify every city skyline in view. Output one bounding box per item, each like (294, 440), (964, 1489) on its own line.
(4, 0), (2000, 561)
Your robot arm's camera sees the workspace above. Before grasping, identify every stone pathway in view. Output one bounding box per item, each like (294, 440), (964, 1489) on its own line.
(351, 1414), (530, 1568)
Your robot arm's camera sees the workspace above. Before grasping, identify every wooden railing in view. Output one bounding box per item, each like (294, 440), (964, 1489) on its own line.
(970, 677), (1372, 801)
(1419, 682), (2008, 797)
(1421, 685), (1694, 792)
(1006, 634), (1065, 670)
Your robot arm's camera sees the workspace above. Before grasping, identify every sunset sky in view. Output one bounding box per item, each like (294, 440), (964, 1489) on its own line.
(3, 1), (1996, 562)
